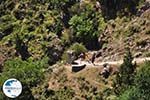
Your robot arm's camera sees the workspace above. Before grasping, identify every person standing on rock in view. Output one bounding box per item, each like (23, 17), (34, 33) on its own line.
(91, 53), (96, 65)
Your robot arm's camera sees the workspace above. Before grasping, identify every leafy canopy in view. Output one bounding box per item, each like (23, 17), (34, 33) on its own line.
(119, 61), (150, 100)
(0, 57), (48, 87)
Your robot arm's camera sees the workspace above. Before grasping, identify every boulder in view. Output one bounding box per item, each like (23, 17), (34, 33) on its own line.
(134, 52), (142, 58)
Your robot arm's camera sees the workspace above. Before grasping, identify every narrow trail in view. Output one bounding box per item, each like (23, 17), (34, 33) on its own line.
(73, 57), (150, 67)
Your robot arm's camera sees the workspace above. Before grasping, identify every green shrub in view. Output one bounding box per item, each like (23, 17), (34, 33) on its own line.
(0, 57), (48, 99)
(134, 61), (150, 99)
(35, 86), (75, 100)
(144, 28), (150, 35)
(62, 43), (87, 63)
(123, 23), (140, 37)
(118, 87), (138, 100)
(69, 4), (105, 49)
(114, 48), (136, 95)
(118, 61), (150, 100)
(61, 29), (73, 46)
(69, 14), (95, 39)
(54, 87), (75, 100)
(69, 43), (87, 56)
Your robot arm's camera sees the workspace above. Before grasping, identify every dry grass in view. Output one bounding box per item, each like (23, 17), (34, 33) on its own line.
(48, 65), (118, 97)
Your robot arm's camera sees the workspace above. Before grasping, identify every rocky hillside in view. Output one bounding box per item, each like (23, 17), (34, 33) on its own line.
(0, 0), (150, 100)
(97, 8), (150, 62)
(0, 0), (149, 64)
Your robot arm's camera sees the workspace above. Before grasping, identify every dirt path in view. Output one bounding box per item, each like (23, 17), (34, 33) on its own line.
(73, 57), (150, 67)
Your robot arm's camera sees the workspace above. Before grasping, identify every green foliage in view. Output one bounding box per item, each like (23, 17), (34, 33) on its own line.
(114, 48), (135, 94)
(124, 23), (141, 37)
(78, 77), (104, 100)
(47, 0), (72, 10)
(62, 51), (73, 64)
(62, 43), (87, 63)
(118, 61), (150, 100)
(134, 61), (150, 99)
(33, 86), (75, 100)
(0, 58), (48, 86)
(118, 87), (138, 100)
(61, 30), (73, 46)
(51, 87), (75, 100)
(0, 15), (16, 40)
(69, 43), (87, 56)
(69, 15), (96, 41)
(0, 57), (48, 99)
(69, 4), (105, 49)
(0, 0), (149, 99)
(144, 28), (150, 35)
(0, 0), (65, 60)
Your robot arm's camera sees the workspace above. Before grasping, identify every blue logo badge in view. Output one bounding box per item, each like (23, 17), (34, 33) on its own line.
(2, 78), (22, 98)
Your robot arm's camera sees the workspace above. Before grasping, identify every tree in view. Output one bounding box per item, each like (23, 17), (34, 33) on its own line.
(0, 57), (48, 99)
(118, 61), (150, 100)
(114, 48), (136, 95)
(134, 61), (150, 99)
(69, 4), (105, 49)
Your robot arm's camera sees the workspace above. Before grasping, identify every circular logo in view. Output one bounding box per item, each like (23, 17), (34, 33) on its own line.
(2, 78), (22, 98)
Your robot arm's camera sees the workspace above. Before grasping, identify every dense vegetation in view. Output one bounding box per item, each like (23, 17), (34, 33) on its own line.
(0, 0), (149, 99)
(119, 61), (150, 100)
(0, 58), (48, 99)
